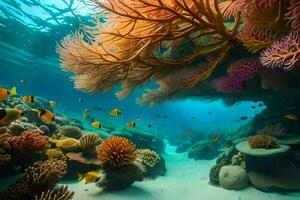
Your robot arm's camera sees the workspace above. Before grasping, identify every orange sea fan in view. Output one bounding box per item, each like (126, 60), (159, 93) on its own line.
(97, 136), (137, 168)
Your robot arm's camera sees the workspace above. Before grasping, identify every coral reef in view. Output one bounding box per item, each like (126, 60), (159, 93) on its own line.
(25, 159), (67, 193)
(97, 136), (137, 168)
(0, 133), (11, 166)
(137, 149), (161, 168)
(9, 130), (50, 155)
(46, 148), (67, 163)
(248, 135), (278, 149)
(79, 133), (102, 154)
(34, 185), (74, 200)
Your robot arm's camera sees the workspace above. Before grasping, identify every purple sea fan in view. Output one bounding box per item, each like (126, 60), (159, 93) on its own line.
(285, 0), (300, 30)
(260, 30), (300, 70)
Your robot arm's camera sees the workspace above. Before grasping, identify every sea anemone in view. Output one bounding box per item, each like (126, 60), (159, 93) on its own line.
(248, 135), (278, 149)
(9, 130), (50, 155)
(97, 136), (137, 168)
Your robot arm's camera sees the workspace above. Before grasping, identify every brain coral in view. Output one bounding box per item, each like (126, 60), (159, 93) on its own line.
(248, 135), (278, 149)
(97, 136), (137, 168)
(137, 149), (161, 168)
(9, 130), (50, 155)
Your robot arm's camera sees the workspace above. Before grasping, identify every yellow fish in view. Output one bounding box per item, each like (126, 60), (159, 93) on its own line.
(22, 95), (34, 103)
(285, 114), (298, 121)
(110, 108), (121, 116)
(49, 101), (56, 107)
(77, 171), (101, 184)
(91, 121), (101, 129)
(55, 138), (80, 151)
(0, 86), (17, 101)
(32, 109), (55, 123)
(127, 121), (136, 127)
(0, 108), (24, 126)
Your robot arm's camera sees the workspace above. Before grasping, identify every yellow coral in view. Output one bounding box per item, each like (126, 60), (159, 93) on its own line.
(137, 149), (161, 168)
(46, 148), (67, 163)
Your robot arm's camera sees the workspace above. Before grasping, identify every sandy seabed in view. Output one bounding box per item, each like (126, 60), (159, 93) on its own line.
(62, 144), (300, 200)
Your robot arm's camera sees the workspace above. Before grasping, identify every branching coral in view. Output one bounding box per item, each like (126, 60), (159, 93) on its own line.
(285, 0), (300, 30)
(79, 133), (102, 153)
(9, 130), (50, 155)
(97, 136), (137, 168)
(260, 29), (300, 70)
(57, 0), (241, 103)
(212, 59), (262, 92)
(248, 135), (278, 149)
(0, 133), (11, 166)
(34, 185), (74, 200)
(257, 123), (286, 137)
(137, 149), (161, 168)
(25, 159), (67, 193)
(46, 148), (67, 163)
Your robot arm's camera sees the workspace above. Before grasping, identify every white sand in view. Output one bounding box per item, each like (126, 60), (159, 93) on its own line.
(62, 144), (300, 200)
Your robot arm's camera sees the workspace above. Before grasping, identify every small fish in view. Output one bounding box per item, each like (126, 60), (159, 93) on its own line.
(184, 131), (193, 135)
(163, 115), (168, 118)
(49, 101), (56, 107)
(148, 124), (152, 128)
(78, 97), (83, 102)
(251, 106), (256, 109)
(0, 108), (24, 126)
(285, 114), (298, 121)
(78, 171), (101, 184)
(208, 112), (212, 115)
(191, 117), (196, 119)
(84, 108), (91, 112)
(22, 95), (34, 103)
(240, 116), (248, 120)
(83, 113), (89, 119)
(32, 109), (55, 124)
(127, 121), (136, 127)
(110, 108), (121, 116)
(258, 103), (263, 107)
(0, 87), (17, 101)
(211, 135), (221, 142)
(20, 80), (25, 84)
(91, 121), (101, 128)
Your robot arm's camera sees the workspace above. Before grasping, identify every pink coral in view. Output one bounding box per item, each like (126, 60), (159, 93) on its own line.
(285, 0), (300, 30)
(260, 30), (300, 70)
(212, 59), (262, 92)
(9, 130), (50, 155)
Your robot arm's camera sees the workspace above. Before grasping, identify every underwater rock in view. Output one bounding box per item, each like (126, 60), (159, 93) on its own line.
(39, 125), (50, 134)
(97, 163), (144, 191)
(65, 152), (100, 179)
(248, 160), (300, 192)
(57, 125), (82, 139)
(188, 140), (219, 160)
(176, 141), (191, 153)
(278, 135), (300, 146)
(219, 165), (249, 190)
(236, 141), (290, 157)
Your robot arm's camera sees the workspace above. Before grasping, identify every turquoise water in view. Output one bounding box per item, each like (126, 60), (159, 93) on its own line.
(1, 1), (300, 200)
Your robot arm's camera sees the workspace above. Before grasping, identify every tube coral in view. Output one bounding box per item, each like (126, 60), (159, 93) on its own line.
(9, 130), (50, 155)
(260, 29), (300, 70)
(97, 136), (137, 168)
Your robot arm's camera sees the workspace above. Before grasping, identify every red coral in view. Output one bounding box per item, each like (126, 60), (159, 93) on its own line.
(9, 130), (50, 155)
(260, 30), (300, 70)
(285, 0), (300, 30)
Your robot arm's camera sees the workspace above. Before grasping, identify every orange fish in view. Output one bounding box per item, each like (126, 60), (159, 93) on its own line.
(184, 131), (193, 135)
(211, 135), (221, 142)
(83, 113), (89, 119)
